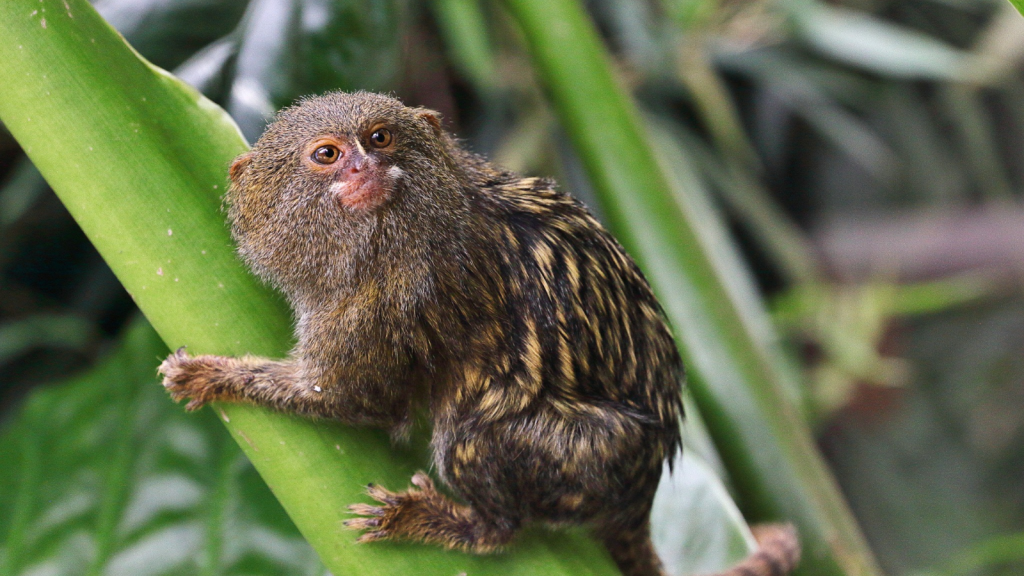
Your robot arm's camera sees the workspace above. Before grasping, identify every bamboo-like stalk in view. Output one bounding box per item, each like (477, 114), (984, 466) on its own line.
(499, 0), (883, 574)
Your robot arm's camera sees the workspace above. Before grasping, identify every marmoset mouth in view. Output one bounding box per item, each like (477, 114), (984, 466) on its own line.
(330, 171), (392, 211)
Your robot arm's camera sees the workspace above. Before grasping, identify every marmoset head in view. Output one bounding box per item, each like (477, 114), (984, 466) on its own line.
(230, 92), (447, 212)
(224, 92), (466, 303)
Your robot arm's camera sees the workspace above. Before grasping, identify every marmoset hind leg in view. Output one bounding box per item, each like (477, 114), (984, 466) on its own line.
(344, 471), (516, 553)
(344, 427), (800, 576)
(346, 403), (666, 564)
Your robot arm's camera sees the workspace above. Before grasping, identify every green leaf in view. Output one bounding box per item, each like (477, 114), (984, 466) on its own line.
(941, 532), (1024, 575)
(498, 0), (883, 574)
(0, 314), (94, 366)
(0, 319), (327, 576)
(791, 3), (978, 81)
(652, 452), (755, 575)
(1008, 0), (1024, 20)
(431, 0), (498, 92)
(653, 394), (762, 576)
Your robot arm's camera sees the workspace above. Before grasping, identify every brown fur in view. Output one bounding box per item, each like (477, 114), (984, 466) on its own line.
(158, 91), (798, 575)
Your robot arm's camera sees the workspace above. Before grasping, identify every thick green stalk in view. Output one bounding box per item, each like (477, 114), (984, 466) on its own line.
(499, 0), (882, 575)
(0, 1), (615, 574)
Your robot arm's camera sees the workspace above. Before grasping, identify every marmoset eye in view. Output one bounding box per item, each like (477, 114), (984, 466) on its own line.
(312, 145), (341, 164)
(369, 128), (392, 148)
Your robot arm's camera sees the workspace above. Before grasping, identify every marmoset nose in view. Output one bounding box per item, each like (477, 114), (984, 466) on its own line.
(339, 147), (368, 178)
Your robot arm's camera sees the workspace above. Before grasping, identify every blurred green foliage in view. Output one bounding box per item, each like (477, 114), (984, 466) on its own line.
(0, 320), (328, 576)
(3, 0), (1024, 574)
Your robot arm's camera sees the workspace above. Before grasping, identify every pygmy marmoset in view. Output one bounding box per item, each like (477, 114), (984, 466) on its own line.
(158, 91), (799, 576)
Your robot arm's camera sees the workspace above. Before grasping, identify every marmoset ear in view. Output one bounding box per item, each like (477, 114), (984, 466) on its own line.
(415, 108), (443, 136)
(229, 151), (253, 181)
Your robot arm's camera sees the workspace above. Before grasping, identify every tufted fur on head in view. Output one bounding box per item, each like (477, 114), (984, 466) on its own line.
(226, 92), (470, 315)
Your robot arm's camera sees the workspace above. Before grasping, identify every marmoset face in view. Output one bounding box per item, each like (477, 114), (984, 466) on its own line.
(222, 91), (450, 300)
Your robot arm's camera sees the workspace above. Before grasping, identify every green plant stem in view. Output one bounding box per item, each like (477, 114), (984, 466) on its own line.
(499, 0), (882, 574)
(1009, 0), (1024, 19)
(431, 0), (498, 91)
